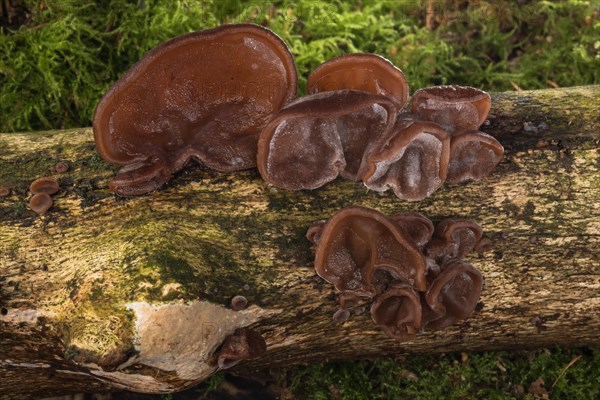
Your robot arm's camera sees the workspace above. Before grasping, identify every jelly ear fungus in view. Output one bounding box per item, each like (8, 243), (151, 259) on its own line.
(256, 91), (397, 189)
(309, 206), (488, 341)
(93, 23), (297, 195)
(307, 53), (410, 110)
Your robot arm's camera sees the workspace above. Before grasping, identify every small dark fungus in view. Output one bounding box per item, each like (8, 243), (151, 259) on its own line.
(306, 220), (326, 243)
(29, 193), (53, 215)
(312, 206), (426, 296)
(53, 161), (70, 173)
(217, 328), (267, 369)
(93, 23), (297, 195)
(230, 295), (248, 311)
(360, 116), (450, 201)
(30, 177), (60, 195)
(338, 292), (360, 309)
(257, 90), (396, 189)
(411, 85), (491, 133)
(0, 186), (10, 197)
(333, 308), (351, 324)
(371, 282), (421, 341)
(446, 130), (504, 183)
(423, 259), (483, 330)
(307, 53), (410, 110)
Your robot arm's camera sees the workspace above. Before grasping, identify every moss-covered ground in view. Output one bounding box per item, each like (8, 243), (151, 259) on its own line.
(2, 1), (599, 399)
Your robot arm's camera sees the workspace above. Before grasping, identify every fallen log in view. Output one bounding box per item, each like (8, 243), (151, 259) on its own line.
(1, 86), (599, 399)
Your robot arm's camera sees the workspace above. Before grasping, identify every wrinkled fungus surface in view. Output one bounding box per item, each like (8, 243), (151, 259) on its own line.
(411, 85), (491, 133)
(308, 206), (426, 297)
(257, 90), (397, 189)
(93, 23), (297, 195)
(309, 206), (488, 341)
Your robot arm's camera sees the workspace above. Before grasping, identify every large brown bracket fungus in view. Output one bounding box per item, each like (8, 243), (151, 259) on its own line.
(257, 91), (397, 189)
(93, 23), (297, 195)
(309, 206), (489, 341)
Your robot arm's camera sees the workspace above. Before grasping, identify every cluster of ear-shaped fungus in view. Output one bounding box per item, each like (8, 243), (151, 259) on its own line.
(259, 53), (504, 200)
(94, 24), (502, 198)
(307, 206), (488, 341)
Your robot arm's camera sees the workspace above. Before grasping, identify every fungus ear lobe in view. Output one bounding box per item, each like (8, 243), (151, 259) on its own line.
(446, 130), (504, 183)
(360, 117), (450, 201)
(388, 212), (435, 249)
(423, 259), (483, 330)
(371, 282), (422, 341)
(411, 85), (491, 133)
(431, 219), (484, 259)
(109, 157), (171, 196)
(313, 206), (427, 295)
(307, 53), (410, 110)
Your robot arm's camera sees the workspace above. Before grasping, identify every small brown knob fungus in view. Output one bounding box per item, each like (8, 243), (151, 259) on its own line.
(371, 282), (422, 341)
(93, 24), (297, 195)
(422, 259), (483, 330)
(257, 90), (397, 189)
(230, 295), (248, 311)
(29, 193), (53, 215)
(217, 328), (267, 369)
(30, 177), (60, 195)
(411, 85), (491, 134)
(0, 186), (10, 197)
(307, 53), (410, 110)
(52, 161), (70, 173)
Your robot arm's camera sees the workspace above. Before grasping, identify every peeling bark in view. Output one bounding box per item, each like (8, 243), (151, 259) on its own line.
(1, 86), (599, 399)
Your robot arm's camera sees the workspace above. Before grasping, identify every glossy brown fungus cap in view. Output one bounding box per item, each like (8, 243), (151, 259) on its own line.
(371, 282), (422, 341)
(0, 186), (10, 197)
(310, 206), (427, 296)
(388, 212), (435, 249)
(257, 90), (397, 189)
(423, 259), (483, 330)
(411, 85), (491, 133)
(307, 53), (410, 110)
(30, 177), (60, 195)
(29, 193), (53, 215)
(217, 328), (267, 369)
(446, 130), (504, 183)
(425, 219), (484, 261)
(360, 116), (450, 201)
(93, 23), (297, 195)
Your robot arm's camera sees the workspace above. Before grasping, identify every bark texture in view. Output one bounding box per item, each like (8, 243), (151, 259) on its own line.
(1, 86), (599, 399)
